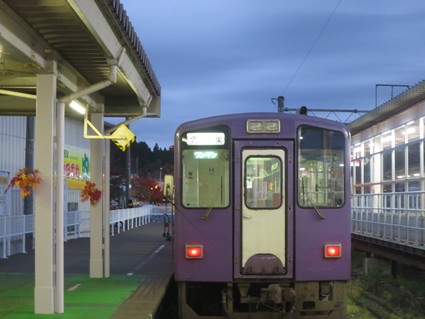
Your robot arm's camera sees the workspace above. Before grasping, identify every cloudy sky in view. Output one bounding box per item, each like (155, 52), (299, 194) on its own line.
(117, 0), (425, 149)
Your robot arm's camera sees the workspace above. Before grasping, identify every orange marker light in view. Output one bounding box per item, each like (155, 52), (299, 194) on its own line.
(185, 245), (203, 259)
(324, 243), (342, 258)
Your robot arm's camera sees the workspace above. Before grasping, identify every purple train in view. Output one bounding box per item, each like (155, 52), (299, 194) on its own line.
(173, 113), (351, 318)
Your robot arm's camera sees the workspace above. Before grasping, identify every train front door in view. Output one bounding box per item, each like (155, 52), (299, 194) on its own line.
(234, 141), (294, 278)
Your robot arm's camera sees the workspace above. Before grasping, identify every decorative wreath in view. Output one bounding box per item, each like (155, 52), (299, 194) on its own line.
(4, 168), (43, 197)
(80, 180), (102, 205)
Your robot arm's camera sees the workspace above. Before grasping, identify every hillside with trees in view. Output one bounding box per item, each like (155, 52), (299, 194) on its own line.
(110, 141), (174, 208)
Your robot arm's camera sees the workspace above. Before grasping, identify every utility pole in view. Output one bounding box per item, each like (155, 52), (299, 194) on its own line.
(271, 96), (285, 112)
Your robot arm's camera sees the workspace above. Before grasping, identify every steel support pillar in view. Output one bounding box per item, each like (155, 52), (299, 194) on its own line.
(34, 73), (56, 314)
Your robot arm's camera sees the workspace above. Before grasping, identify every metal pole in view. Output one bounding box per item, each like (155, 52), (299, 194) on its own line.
(375, 84), (410, 108)
(103, 138), (111, 278)
(126, 121), (131, 204)
(24, 116), (34, 251)
(55, 102), (65, 313)
(271, 96), (285, 113)
(277, 96), (284, 113)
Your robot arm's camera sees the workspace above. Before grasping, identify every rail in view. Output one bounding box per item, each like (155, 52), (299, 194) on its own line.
(352, 192), (425, 250)
(0, 205), (171, 258)
(110, 205), (171, 235)
(0, 212), (81, 258)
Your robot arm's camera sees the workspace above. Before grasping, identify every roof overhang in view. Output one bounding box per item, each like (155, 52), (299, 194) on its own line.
(348, 80), (425, 135)
(0, 0), (160, 118)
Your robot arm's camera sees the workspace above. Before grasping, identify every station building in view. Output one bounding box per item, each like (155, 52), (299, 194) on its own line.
(349, 80), (425, 257)
(0, 117), (90, 217)
(349, 80), (425, 196)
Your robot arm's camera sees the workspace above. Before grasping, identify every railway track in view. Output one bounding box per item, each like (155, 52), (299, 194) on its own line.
(348, 252), (425, 319)
(354, 291), (404, 319)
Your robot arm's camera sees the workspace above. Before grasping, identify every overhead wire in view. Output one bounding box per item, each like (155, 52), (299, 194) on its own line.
(282, 0), (343, 95)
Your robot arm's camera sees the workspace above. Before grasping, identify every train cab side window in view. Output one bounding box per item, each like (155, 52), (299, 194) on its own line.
(298, 126), (345, 208)
(182, 149), (230, 208)
(245, 156), (282, 209)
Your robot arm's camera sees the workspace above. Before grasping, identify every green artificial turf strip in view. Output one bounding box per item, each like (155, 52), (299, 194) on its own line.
(0, 273), (144, 319)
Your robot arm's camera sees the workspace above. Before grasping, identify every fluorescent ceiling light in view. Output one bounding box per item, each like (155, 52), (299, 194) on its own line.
(404, 127), (416, 135)
(382, 135), (392, 143)
(69, 100), (86, 115)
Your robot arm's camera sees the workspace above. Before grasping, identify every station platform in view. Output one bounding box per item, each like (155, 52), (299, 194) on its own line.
(0, 222), (173, 319)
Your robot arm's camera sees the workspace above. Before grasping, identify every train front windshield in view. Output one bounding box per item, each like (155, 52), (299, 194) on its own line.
(181, 129), (230, 208)
(298, 125), (345, 208)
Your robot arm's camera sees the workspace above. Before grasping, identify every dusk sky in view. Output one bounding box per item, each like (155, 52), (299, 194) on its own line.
(116, 0), (425, 149)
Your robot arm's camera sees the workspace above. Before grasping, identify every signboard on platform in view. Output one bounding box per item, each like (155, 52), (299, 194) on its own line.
(64, 145), (90, 189)
(111, 124), (135, 151)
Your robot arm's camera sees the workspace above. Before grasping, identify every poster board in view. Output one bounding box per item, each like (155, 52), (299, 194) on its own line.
(64, 145), (90, 189)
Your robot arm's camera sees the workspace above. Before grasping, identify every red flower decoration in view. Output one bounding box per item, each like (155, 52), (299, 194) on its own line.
(4, 168), (43, 197)
(80, 180), (102, 205)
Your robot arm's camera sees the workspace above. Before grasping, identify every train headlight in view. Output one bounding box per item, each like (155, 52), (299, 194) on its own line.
(324, 243), (342, 258)
(185, 244), (204, 259)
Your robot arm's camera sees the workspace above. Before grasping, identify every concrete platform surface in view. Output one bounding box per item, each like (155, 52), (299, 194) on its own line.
(0, 222), (173, 319)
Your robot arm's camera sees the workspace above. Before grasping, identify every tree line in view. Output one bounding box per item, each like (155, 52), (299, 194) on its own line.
(110, 141), (174, 207)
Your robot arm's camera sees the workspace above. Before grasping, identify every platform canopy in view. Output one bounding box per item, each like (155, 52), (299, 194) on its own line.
(0, 0), (160, 117)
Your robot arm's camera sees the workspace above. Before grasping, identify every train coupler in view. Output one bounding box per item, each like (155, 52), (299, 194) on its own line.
(237, 283), (296, 313)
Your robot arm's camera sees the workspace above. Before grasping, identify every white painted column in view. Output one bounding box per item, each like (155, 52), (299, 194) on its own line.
(373, 137), (382, 214)
(89, 112), (105, 278)
(34, 73), (56, 314)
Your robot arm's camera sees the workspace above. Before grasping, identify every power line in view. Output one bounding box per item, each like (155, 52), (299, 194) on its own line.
(283, 0), (343, 94)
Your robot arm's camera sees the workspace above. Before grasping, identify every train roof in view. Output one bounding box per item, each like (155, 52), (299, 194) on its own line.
(176, 112), (349, 140)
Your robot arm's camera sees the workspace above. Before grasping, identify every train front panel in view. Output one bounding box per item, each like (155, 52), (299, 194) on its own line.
(173, 113), (351, 318)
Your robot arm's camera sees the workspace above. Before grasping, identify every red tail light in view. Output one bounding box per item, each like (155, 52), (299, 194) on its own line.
(324, 243), (342, 258)
(185, 245), (203, 259)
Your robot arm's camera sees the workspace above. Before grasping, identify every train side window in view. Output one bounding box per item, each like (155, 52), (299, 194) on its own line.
(245, 156), (282, 209)
(182, 149), (230, 208)
(298, 126), (345, 208)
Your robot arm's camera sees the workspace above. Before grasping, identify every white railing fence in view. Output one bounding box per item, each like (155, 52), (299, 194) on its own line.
(352, 192), (425, 250)
(0, 204), (172, 258)
(109, 204), (171, 235)
(0, 212), (81, 258)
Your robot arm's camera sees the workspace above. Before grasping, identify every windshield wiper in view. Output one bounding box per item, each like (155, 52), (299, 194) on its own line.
(201, 187), (222, 221)
(305, 192), (326, 220)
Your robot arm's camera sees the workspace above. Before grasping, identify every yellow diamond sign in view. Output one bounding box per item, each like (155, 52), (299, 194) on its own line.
(111, 124), (135, 151)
